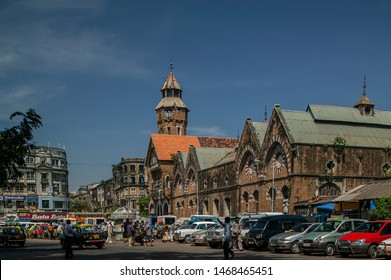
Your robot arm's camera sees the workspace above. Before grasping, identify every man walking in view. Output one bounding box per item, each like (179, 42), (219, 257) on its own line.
(232, 217), (243, 251)
(127, 222), (134, 246)
(217, 217), (234, 259)
(64, 220), (74, 259)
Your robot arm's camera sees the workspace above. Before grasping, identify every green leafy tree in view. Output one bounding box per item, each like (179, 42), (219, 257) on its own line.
(0, 109), (42, 185)
(368, 195), (391, 220)
(137, 196), (149, 217)
(71, 199), (92, 212)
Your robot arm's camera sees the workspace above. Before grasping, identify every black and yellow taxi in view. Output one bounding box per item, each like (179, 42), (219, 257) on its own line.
(60, 224), (105, 249)
(0, 226), (26, 247)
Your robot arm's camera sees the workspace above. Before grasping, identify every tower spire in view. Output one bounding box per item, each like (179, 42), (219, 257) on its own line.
(169, 62), (174, 73)
(362, 75), (367, 96)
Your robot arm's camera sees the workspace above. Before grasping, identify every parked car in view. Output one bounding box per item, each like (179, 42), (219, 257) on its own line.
(246, 214), (307, 250)
(241, 219), (258, 249)
(299, 218), (367, 256)
(268, 222), (321, 253)
(172, 224), (190, 241)
(0, 226), (26, 247)
(336, 220), (391, 259)
(190, 224), (219, 246)
(378, 237), (391, 259)
(175, 222), (216, 243)
(60, 224), (105, 249)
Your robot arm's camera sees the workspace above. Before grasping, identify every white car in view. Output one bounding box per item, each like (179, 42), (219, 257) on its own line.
(377, 237), (391, 259)
(176, 222), (216, 243)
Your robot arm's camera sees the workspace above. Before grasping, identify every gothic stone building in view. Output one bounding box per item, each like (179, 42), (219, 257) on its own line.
(168, 92), (391, 218)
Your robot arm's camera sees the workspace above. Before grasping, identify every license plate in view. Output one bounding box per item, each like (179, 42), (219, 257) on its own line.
(16, 236), (20, 239)
(302, 243), (310, 247)
(248, 241), (254, 244)
(207, 238), (212, 241)
(94, 234), (99, 239)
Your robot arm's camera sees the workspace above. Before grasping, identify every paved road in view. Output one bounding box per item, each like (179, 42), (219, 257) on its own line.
(0, 238), (380, 260)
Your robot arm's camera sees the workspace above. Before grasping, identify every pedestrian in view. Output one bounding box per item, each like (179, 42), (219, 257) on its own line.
(106, 222), (113, 244)
(123, 219), (130, 240)
(48, 223), (54, 240)
(127, 222), (134, 247)
(64, 220), (74, 259)
(232, 217), (243, 251)
(217, 217), (234, 259)
(162, 225), (170, 243)
(143, 225), (154, 246)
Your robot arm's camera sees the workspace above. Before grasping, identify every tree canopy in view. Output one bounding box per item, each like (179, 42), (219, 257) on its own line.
(368, 195), (391, 220)
(0, 109), (42, 186)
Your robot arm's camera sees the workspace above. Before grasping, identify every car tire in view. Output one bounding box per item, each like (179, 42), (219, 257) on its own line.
(368, 244), (378, 259)
(290, 241), (301, 254)
(324, 243), (335, 256)
(184, 235), (191, 243)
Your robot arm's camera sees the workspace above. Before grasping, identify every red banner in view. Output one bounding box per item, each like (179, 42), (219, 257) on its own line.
(31, 213), (67, 221)
(18, 212), (32, 219)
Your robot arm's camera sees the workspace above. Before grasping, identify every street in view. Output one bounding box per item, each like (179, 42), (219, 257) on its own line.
(0, 238), (381, 260)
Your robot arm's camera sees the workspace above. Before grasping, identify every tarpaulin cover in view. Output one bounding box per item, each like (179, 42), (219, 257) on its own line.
(314, 202), (334, 211)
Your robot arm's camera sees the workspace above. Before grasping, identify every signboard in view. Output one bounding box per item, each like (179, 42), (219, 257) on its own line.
(31, 213), (67, 221)
(18, 212), (32, 220)
(4, 196), (25, 201)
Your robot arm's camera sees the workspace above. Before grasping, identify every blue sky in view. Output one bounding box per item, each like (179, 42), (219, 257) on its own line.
(1, 0), (391, 191)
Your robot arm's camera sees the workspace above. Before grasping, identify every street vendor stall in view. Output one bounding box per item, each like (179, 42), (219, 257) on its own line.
(109, 207), (136, 240)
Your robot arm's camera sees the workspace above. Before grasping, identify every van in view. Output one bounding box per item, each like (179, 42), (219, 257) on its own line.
(246, 214), (307, 249)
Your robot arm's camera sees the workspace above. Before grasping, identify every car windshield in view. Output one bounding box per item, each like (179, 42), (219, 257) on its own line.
(289, 223), (311, 232)
(353, 222), (384, 233)
(253, 221), (267, 230)
(81, 226), (99, 232)
(315, 221), (341, 232)
(243, 220), (257, 229)
(189, 223), (199, 229)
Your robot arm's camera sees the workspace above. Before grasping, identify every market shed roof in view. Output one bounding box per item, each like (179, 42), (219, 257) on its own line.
(334, 179), (391, 202)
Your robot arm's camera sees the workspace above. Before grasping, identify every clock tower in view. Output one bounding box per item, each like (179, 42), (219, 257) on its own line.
(155, 64), (189, 135)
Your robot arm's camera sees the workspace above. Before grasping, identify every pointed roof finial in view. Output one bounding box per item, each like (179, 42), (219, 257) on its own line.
(169, 61), (174, 72)
(264, 104), (268, 123)
(362, 75), (367, 96)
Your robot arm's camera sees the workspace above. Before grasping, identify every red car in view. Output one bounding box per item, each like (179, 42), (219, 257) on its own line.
(336, 220), (391, 259)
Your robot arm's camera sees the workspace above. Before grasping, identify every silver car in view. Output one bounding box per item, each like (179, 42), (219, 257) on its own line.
(268, 223), (320, 253)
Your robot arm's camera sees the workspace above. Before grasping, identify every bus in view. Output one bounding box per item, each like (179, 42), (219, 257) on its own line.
(189, 215), (217, 224)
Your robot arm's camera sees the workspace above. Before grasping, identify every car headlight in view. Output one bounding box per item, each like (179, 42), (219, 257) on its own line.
(315, 237), (322, 243)
(352, 239), (366, 245)
(380, 241), (385, 245)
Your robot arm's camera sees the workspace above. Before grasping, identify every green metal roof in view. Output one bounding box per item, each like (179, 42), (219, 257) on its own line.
(251, 121), (269, 147)
(194, 148), (236, 170)
(280, 105), (391, 148)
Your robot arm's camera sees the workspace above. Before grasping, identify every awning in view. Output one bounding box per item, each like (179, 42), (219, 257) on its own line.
(314, 202), (334, 211)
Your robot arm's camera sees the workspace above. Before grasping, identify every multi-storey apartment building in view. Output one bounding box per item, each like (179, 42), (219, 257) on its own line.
(1, 146), (70, 216)
(112, 158), (148, 213)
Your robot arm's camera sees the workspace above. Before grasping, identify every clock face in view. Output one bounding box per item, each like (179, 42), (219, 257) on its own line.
(164, 109), (173, 118)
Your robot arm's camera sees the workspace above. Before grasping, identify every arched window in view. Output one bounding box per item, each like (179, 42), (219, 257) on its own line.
(319, 183), (341, 196)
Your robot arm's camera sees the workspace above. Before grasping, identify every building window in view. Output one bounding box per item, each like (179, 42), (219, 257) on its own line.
(15, 185), (24, 193)
(53, 184), (60, 194)
(130, 165), (135, 172)
(27, 184), (36, 193)
(130, 176), (135, 184)
(42, 200), (50, 209)
(167, 127), (171, 134)
(54, 201), (63, 209)
(177, 126), (181, 135)
(139, 175), (145, 184)
(26, 172), (35, 180)
(25, 157), (34, 164)
(52, 159), (59, 166)
(139, 165), (144, 174)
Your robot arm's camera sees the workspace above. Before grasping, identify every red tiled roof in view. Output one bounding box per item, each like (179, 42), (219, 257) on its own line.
(198, 136), (239, 148)
(151, 134), (201, 161)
